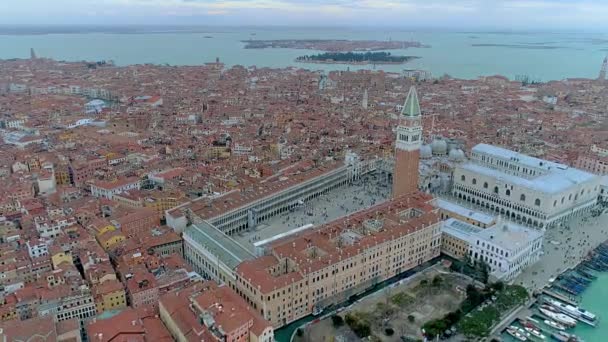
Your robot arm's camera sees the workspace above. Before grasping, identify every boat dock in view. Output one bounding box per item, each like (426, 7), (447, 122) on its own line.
(542, 288), (578, 306)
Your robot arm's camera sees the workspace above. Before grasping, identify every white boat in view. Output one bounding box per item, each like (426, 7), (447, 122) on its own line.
(507, 327), (528, 341)
(543, 319), (566, 331)
(514, 327), (531, 338)
(312, 306), (323, 316)
(551, 331), (582, 342)
(545, 298), (597, 326)
(539, 307), (577, 327)
(524, 326), (545, 339)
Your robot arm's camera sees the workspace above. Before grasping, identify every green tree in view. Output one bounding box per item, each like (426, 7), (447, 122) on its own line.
(345, 313), (357, 327)
(490, 281), (505, 292)
(432, 275), (443, 287)
(475, 260), (490, 284)
(331, 314), (344, 327)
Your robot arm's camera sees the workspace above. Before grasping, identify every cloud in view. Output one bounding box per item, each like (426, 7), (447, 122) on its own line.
(0, 0), (606, 29)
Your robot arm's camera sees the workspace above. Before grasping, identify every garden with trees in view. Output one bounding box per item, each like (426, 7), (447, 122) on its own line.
(422, 281), (528, 339)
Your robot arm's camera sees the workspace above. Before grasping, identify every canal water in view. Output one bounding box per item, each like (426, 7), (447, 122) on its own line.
(571, 272), (608, 341)
(501, 271), (608, 342)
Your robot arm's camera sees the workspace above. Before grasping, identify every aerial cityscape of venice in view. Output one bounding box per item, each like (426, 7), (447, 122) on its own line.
(1, 1), (608, 342)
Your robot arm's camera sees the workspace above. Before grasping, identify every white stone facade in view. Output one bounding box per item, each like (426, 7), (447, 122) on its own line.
(452, 144), (601, 228)
(26, 240), (49, 258)
(34, 216), (77, 239)
(443, 218), (544, 282)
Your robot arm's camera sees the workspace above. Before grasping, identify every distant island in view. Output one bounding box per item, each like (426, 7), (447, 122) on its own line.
(295, 52), (419, 65)
(472, 43), (565, 50)
(242, 39), (428, 52)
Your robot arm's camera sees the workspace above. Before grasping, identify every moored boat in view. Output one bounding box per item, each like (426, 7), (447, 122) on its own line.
(519, 318), (541, 330)
(524, 326), (545, 339)
(507, 327), (528, 341)
(539, 306), (577, 327)
(551, 331), (582, 342)
(544, 298), (597, 327)
(544, 319), (566, 331)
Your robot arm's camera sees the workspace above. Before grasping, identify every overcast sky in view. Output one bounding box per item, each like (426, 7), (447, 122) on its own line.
(1, 0), (607, 30)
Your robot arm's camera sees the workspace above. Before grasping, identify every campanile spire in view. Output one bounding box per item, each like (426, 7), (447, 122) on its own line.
(393, 86), (422, 198)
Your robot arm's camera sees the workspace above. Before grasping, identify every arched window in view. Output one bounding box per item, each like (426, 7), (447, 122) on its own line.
(553, 200), (557, 207)
(461, 175), (466, 182)
(506, 189), (511, 196)
(535, 198), (541, 206)
(561, 197), (565, 204)
(569, 194), (572, 200)
(520, 194), (526, 202)
(483, 182), (488, 189)
(472, 178), (477, 185)
(494, 186), (499, 194)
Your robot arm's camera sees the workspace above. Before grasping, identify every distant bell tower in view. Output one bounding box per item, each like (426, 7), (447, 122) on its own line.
(30, 48), (37, 60)
(599, 56), (607, 82)
(392, 86), (423, 198)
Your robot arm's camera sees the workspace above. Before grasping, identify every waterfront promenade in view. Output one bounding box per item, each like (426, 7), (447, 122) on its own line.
(516, 211), (608, 292)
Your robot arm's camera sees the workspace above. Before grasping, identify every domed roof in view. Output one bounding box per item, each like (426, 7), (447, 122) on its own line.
(431, 138), (448, 155)
(448, 148), (465, 161)
(420, 144), (432, 159)
(447, 142), (459, 152)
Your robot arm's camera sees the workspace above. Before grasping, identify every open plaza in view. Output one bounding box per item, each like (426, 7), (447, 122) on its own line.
(232, 173), (391, 253)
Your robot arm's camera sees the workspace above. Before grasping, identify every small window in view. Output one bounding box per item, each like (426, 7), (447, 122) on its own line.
(520, 194), (526, 202)
(505, 189), (511, 196)
(472, 178), (477, 185)
(461, 175), (466, 182)
(494, 186), (499, 194)
(483, 182), (488, 189)
(535, 198), (541, 206)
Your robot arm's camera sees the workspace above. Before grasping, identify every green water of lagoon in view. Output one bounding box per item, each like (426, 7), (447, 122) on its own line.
(570, 272), (608, 342)
(0, 27), (607, 81)
(502, 272), (608, 342)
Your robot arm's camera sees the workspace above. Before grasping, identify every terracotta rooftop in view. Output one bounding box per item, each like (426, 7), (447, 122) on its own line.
(190, 161), (343, 219)
(236, 192), (437, 293)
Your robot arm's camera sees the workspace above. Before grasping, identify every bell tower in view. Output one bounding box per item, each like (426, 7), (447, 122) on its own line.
(393, 86), (423, 198)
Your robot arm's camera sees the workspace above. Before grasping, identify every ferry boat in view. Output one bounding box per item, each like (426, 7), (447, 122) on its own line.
(544, 319), (566, 331)
(507, 327), (528, 341)
(545, 298), (597, 326)
(539, 306), (577, 327)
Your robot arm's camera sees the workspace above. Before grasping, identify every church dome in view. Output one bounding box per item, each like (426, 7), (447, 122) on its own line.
(420, 144), (432, 159)
(431, 138), (448, 155)
(448, 148), (465, 161)
(447, 141), (459, 152)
